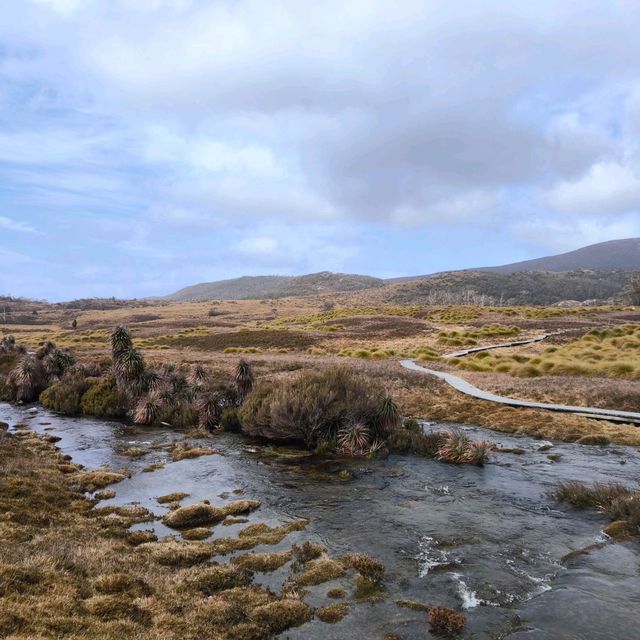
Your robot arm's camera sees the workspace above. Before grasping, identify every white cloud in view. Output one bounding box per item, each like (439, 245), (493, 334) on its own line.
(0, 216), (35, 233)
(512, 214), (640, 253)
(545, 161), (640, 215)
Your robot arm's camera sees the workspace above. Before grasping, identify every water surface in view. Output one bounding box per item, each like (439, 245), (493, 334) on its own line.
(3, 403), (639, 639)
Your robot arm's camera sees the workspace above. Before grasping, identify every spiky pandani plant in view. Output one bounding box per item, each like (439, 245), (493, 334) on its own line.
(10, 355), (46, 402)
(42, 348), (75, 380)
(188, 364), (209, 385)
(234, 359), (254, 401)
(133, 393), (163, 425)
(110, 326), (134, 360)
(436, 430), (492, 466)
(197, 390), (225, 430)
(169, 373), (190, 396)
(114, 347), (145, 380)
(374, 393), (402, 439)
(0, 335), (16, 353)
(337, 421), (372, 456)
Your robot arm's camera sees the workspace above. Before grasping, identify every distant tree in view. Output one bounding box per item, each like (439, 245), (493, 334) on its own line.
(71, 318), (77, 329)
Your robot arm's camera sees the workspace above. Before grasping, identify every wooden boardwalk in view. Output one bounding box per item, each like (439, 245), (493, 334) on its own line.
(400, 359), (640, 426)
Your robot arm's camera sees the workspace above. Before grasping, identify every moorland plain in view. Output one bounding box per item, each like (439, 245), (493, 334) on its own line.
(3, 295), (640, 445)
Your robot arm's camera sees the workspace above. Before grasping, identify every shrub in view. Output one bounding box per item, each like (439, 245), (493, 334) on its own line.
(39, 375), (88, 415)
(80, 378), (129, 418)
(238, 367), (395, 451)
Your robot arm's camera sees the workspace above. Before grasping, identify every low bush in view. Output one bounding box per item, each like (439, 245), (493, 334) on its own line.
(238, 368), (401, 453)
(80, 377), (129, 418)
(40, 376), (89, 415)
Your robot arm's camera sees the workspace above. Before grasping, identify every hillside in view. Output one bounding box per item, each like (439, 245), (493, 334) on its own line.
(378, 269), (635, 306)
(481, 238), (640, 273)
(165, 239), (640, 304)
(167, 271), (384, 301)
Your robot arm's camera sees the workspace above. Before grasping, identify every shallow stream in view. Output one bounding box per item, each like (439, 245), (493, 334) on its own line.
(2, 402), (639, 639)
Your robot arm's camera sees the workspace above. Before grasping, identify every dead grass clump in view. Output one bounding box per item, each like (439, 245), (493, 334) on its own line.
(163, 503), (226, 528)
(138, 540), (215, 566)
(83, 594), (148, 622)
(94, 504), (154, 525)
(396, 599), (430, 612)
(339, 553), (385, 583)
(95, 489), (116, 500)
(327, 587), (346, 598)
(293, 557), (346, 585)
(181, 563), (252, 594)
(126, 530), (157, 546)
(181, 527), (212, 540)
(552, 481), (631, 509)
(232, 551), (292, 572)
(316, 603), (349, 623)
(92, 572), (151, 596)
(250, 598), (312, 633)
(76, 470), (126, 492)
(429, 606), (465, 636)
(222, 499), (261, 517)
(119, 446), (146, 459)
(168, 442), (219, 461)
(292, 541), (325, 563)
(157, 492), (190, 504)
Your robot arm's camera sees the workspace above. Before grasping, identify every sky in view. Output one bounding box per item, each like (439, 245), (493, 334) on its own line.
(2, 1), (640, 301)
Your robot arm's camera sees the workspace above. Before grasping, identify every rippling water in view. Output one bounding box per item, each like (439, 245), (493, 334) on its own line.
(3, 403), (639, 639)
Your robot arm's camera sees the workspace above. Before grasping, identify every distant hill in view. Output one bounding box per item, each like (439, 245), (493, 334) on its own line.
(480, 238), (640, 274)
(166, 272), (385, 301)
(165, 238), (640, 303)
(380, 270), (635, 307)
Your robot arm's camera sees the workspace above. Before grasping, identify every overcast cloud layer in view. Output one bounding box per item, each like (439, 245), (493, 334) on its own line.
(2, 0), (640, 300)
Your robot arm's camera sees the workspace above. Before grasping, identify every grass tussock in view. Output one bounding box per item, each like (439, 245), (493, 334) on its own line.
(157, 492), (190, 504)
(168, 442), (220, 461)
(316, 603), (349, 623)
(76, 470), (126, 492)
(455, 323), (640, 379)
(553, 481), (640, 537)
(293, 557), (346, 586)
(163, 499), (261, 529)
(388, 426), (491, 465)
(232, 551), (292, 573)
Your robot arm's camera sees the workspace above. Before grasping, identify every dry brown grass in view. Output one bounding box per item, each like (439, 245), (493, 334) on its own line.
(0, 427), (385, 639)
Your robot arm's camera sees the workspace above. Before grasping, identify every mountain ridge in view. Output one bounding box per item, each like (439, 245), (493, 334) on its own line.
(165, 238), (640, 301)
